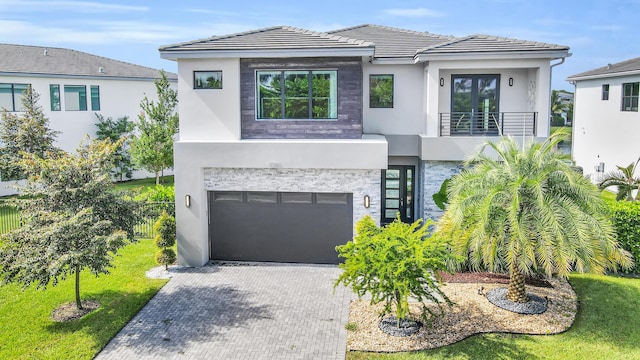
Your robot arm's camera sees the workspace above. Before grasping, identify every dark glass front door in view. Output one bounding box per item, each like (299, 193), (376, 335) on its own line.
(381, 166), (415, 224)
(451, 75), (500, 135)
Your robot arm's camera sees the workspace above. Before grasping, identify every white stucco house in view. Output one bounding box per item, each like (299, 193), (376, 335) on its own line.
(160, 24), (570, 266)
(567, 57), (640, 183)
(0, 44), (177, 196)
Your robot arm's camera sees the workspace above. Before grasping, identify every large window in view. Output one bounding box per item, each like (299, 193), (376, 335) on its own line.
(64, 85), (87, 111)
(256, 70), (337, 120)
(602, 84), (609, 101)
(622, 82), (639, 111)
(369, 74), (394, 108)
(90, 85), (100, 111)
(50, 84), (61, 111)
(0, 83), (29, 112)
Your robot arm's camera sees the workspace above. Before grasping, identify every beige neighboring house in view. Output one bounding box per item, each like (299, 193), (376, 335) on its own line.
(160, 24), (570, 267)
(0, 44), (177, 196)
(567, 57), (640, 183)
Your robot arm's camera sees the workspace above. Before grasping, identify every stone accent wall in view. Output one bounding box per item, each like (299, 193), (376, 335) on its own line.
(421, 161), (464, 220)
(240, 57), (363, 139)
(204, 168), (381, 232)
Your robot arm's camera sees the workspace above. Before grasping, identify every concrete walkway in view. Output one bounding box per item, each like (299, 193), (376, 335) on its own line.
(95, 263), (352, 360)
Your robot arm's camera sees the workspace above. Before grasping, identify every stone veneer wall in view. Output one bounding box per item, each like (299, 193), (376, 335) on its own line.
(421, 161), (464, 220)
(203, 168), (382, 232)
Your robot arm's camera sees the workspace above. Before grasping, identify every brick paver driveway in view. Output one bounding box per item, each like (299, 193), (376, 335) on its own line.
(95, 263), (351, 360)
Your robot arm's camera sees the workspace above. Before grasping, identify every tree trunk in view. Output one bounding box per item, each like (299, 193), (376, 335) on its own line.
(506, 264), (529, 303)
(75, 263), (83, 310)
(155, 171), (160, 185)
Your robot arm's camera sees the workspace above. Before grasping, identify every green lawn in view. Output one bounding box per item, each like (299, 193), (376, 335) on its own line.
(347, 274), (640, 360)
(113, 175), (174, 196)
(0, 239), (168, 359)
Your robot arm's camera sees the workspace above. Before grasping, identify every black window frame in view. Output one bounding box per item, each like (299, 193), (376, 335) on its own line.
(602, 84), (609, 100)
(369, 74), (394, 108)
(622, 82), (639, 112)
(194, 70), (223, 89)
(0, 83), (30, 112)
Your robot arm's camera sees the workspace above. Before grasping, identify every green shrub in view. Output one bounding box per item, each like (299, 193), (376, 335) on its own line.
(335, 215), (459, 325)
(153, 211), (176, 269)
(155, 248), (176, 267)
(607, 200), (640, 273)
(146, 184), (175, 202)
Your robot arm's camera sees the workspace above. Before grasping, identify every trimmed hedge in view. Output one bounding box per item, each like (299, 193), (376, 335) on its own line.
(607, 200), (640, 273)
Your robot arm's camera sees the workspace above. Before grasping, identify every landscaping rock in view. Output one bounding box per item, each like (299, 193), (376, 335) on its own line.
(485, 287), (548, 314)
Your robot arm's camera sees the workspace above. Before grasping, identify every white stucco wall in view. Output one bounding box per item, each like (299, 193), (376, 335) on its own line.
(176, 58), (241, 141)
(572, 75), (640, 182)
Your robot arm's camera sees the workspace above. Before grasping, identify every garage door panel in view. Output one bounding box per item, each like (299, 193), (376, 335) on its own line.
(209, 191), (352, 264)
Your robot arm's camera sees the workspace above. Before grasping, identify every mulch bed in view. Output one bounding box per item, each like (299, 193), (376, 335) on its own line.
(51, 300), (100, 322)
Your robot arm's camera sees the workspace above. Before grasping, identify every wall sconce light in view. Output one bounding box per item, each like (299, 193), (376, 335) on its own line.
(439, 78), (444, 87)
(364, 195), (370, 208)
(185, 194), (191, 208)
(509, 77), (514, 86)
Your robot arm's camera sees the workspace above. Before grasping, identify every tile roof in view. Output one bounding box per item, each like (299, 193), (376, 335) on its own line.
(417, 34), (569, 55)
(327, 24), (455, 58)
(160, 26), (374, 52)
(567, 57), (640, 80)
(0, 43), (175, 80)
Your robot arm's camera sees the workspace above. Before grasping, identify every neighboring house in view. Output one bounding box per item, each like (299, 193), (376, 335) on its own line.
(0, 44), (176, 196)
(160, 24), (570, 266)
(567, 57), (640, 184)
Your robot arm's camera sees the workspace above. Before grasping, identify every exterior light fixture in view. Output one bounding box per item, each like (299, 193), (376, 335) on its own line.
(185, 194), (191, 208)
(509, 77), (514, 86)
(364, 195), (371, 208)
(439, 78), (444, 87)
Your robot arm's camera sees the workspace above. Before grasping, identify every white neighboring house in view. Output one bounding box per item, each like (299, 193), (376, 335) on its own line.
(160, 24), (569, 267)
(567, 57), (640, 184)
(0, 44), (177, 196)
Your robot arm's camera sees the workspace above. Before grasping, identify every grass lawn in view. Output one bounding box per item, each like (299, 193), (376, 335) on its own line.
(113, 175), (174, 196)
(0, 238), (168, 359)
(346, 274), (640, 360)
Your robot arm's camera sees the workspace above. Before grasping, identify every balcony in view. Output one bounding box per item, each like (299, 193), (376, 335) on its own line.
(439, 112), (537, 137)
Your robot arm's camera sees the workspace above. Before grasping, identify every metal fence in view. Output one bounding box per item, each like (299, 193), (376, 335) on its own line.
(0, 201), (175, 239)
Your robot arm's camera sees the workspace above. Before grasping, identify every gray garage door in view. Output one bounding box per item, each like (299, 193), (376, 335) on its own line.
(208, 191), (353, 264)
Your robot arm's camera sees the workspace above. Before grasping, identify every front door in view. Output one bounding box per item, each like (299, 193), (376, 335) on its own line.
(381, 166), (415, 224)
(451, 74), (500, 135)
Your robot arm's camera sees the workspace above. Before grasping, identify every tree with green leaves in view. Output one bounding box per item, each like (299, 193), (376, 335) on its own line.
(0, 138), (142, 310)
(131, 70), (178, 185)
(95, 113), (135, 182)
(437, 130), (633, 304)
(335, 216), (457, 334)
(0, 86), (59, 180)
(598, 157), (640, 201)
(154, 211), (176, 270)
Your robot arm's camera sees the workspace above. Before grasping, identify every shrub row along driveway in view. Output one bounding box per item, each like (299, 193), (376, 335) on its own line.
(96, 263), (351, 359)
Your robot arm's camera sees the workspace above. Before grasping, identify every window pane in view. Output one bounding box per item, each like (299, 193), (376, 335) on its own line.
(50, 84), (61, 111)
(247, 192), (277, 203)
(370, 74), (393, 108)
(312, 71), (337, 118)
(213, 191), (243, 202)
(284, 71), (309, 119)
(13, 84), (28, 112)
(316, 193), (349, 204)
(90, 85), (100, 111)
(194, 71), (222, 89)
(0, 84), (13, 111)
(64, 85), (87, 111)
(281, 192), (312, 204)
(257, 72), (282, 119)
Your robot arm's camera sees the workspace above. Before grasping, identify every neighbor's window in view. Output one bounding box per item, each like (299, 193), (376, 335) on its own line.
(50, 84), (61, 111)
(90, 85), (100, 111)
(0, 83), (29, 112)
(256, 70), (337, 120)
(369, 74), (394, 108)
(622, 82), (639, 111)
(194, 71), (222, 89)
(64, 85), (87, 111)
(602, 84), (609, 100)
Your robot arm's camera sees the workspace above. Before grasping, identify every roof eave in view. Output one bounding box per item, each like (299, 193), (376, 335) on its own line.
(0, 71), (176, 82)
(160, 47), (375, 60)
(370, 57), (416, 65)
(567, 69), (640, 82)
(414, 49), (570, 62)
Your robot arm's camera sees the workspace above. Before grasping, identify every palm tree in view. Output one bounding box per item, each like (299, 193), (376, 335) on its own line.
(598, 158), (640, 201)
(437, 130), (633, 304)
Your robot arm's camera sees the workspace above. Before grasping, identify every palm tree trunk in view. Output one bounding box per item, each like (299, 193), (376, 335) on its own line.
(75, 263), (83, 310)
(506, 264), (529, 303)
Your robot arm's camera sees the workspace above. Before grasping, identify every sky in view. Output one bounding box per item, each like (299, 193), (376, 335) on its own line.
(1, 0), (639, 91)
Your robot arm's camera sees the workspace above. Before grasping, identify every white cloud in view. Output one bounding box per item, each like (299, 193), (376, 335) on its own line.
(0, 0), (148, 13)
(382, 8), (445, 18)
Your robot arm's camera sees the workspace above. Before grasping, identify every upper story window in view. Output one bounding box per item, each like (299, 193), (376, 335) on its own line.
(90, 85), (100, 111)
(0, 83), (29, 112)
(194, 71), (222, 89)
(369, 74), (394, 108)
(622, 82), (639, 111)
(50, 84), (61, 111)
(602, 84), (609, 100)
(64, 85), (87, 111)
(256, 70), (337, 120)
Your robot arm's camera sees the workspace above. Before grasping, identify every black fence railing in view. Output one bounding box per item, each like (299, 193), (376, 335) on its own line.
(439, 112), (537, 137)
(0, 201), (175, 239)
